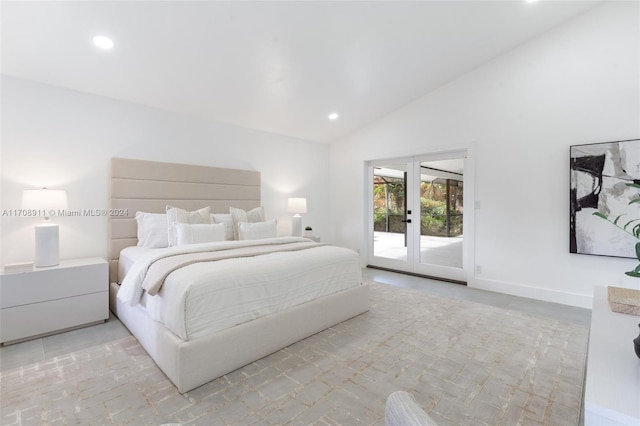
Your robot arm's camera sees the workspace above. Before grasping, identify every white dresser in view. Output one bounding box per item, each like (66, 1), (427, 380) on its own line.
(0, 257), (108, 344)
(584, 286), (640, 425)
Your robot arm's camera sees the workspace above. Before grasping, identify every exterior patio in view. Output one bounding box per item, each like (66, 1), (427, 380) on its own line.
(373, 231), (463, 269)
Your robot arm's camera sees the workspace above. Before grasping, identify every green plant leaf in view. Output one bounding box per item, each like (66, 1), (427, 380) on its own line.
(592, 211), (608, 220)
(629, 197), (640, 205)
(635, 242), (640, 260)
(614, 214), (624, 225)
(626, 183), (640, 189)
(626, 260), (640, 277)
(623, 218), (640, 230)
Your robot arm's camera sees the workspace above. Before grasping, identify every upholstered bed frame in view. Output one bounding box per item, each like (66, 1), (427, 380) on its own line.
(108, 158), (370, 393)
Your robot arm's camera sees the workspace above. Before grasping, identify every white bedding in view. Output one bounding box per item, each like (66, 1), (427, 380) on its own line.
(117, 237), (362, 341)
(119, 246), (149, 283)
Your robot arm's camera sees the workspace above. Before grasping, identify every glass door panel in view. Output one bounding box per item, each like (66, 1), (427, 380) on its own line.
(418, 160), (464, 269)
(372, 163), (409, 262)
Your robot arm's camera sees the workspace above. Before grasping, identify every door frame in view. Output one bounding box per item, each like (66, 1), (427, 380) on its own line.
(365, 145), (476, 283)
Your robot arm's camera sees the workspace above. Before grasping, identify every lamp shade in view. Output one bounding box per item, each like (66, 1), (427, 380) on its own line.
(22, 188), (67, 218)
(287, 198), (307, 214)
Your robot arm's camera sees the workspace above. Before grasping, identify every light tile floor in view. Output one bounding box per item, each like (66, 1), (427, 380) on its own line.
(0, 268), (591, 373)
(0, 312), (131, 372)
(363, 267), (591, 326)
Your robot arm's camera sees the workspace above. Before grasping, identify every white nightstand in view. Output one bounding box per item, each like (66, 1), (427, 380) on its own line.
(0, 257), (108, 345)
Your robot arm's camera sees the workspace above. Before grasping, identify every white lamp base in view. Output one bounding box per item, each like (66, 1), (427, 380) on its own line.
(35, 223), (59, 267)
(291, 215), (302, 237)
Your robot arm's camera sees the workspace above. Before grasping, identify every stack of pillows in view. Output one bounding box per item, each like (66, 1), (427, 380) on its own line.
(135, 206), (277, 248)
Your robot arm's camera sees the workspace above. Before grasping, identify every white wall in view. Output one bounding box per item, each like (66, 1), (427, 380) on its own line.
(330, 2), (640, 308)
(1, 76), (330, 265)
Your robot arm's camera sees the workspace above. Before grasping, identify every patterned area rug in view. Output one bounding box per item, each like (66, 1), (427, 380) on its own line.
(0, 282), (588, 425)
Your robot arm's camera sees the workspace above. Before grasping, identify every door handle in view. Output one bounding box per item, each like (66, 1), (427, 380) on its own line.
(401, 219), (412, 223)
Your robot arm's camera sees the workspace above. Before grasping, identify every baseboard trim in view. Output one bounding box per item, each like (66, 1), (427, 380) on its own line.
(470, 277), (593, 309)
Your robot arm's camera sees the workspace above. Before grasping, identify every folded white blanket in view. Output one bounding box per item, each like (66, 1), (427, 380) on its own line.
(118, 237), (313, 306)
(142, 240), (323, 296)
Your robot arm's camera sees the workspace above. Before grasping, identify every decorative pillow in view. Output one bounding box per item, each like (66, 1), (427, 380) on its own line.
(135, 212), (168, 248)
(175, 222), (226, 245)
(237, 220), (277, 240)
(211, 213), (234, 241)
(166, 205), (212, 246)
(229, 206), (265, 240)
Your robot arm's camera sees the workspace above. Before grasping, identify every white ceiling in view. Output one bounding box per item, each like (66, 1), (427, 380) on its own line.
(1, 1), (599, 143)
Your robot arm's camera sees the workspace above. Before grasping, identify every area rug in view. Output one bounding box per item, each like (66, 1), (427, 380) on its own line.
(0, 282), (589, 425)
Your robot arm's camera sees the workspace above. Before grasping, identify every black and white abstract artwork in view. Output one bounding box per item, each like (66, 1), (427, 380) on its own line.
(570, 139), (640, 258)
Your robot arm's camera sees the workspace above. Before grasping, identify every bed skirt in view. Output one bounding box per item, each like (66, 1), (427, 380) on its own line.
(109, 282), (370, 393)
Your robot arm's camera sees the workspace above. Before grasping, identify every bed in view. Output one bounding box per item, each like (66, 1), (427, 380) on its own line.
(108, 158), (369, 393)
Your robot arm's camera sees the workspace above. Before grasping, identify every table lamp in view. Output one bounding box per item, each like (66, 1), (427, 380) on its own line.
(287, 197), (307, 237)
(22, 188), (67, 267)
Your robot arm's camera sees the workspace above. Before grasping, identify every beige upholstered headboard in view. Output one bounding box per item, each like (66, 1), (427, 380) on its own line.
(108, 158), (261, 283)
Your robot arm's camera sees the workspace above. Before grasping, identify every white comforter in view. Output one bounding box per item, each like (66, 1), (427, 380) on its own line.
(117, 237), (362, 341)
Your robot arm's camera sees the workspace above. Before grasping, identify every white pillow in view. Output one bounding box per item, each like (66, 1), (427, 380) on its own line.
(166, 205), (212, 247)
(230, 206), (265, 240)
(211, 213), (234, 241)
(135, 212), (168, 248)
(238, 220), (277, 240)
(175, 223), (226, 245)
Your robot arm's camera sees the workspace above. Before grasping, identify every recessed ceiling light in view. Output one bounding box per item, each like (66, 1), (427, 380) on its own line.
(328, 113), (339, 120)
(93, 35), (114, 49)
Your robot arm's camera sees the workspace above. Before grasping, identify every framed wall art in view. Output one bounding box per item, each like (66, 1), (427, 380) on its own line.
(570, 138), (640, 258)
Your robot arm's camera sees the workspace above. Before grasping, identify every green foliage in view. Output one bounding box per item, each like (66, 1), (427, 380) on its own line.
(628, 243), (640, 278)
(593, 183), (640, 278)
(421, 198), (446, 216)
(373, 176), (463, 237)
(419, 198), (445, 235)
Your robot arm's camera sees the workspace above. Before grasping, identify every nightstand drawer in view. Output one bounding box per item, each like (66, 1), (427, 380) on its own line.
(0, 291), (108, 343)
(0, 258), (107, 308)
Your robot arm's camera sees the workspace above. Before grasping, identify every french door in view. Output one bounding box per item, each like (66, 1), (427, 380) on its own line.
(367, 151), (467, 283)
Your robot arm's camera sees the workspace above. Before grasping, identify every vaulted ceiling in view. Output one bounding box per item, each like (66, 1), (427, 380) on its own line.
(1, 1), (599, 143)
